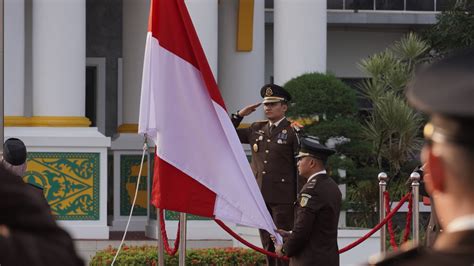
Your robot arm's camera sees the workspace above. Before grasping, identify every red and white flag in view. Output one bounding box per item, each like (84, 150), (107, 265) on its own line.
(139, 0), (279, 240)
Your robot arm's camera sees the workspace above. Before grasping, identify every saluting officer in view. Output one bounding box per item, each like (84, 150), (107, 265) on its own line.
(369, 49), (474, 265)
(231, 84), (301, 266)
(275, 136), (342, 266)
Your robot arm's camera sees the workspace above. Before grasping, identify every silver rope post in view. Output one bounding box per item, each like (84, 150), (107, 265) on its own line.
(178, 213), (187, 266)
(410, 171), (421, 246)
(378, 172), (388, 253)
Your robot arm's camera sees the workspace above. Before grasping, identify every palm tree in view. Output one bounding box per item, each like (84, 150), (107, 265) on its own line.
(358, 32), (428, 174)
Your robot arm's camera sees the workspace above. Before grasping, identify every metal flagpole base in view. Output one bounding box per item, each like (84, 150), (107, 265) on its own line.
(179, 213), (187, 266)
(157, 208), (165, 266)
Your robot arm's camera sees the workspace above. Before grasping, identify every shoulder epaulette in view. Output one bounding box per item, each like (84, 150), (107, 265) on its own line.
(291, 124), (301, 132)
(306, 178), (317, 189)
(251, 120), (268, 128)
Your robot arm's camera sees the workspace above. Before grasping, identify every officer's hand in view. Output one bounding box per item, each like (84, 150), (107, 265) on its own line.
(270, 234), (276, 244)
(275, 245), (284, 256)
(238, 103), (261, 117)
(276, 229), (291, 238)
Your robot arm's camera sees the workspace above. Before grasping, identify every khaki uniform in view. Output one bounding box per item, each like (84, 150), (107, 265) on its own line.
(282, 174), (342, 266)
(232, 116), (300, 266)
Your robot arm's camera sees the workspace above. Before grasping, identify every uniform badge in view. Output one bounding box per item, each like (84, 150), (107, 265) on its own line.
(277, 139), (283, 144)
(300, 194), (312, 207)
(253, 143), (259, 152)
(265, 87), (273, 96)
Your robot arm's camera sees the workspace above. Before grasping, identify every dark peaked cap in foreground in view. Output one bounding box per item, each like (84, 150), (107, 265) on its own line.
(406, 49), (474, 146)
(3, 138), (27, 166)
(296, 136), (335, 162)
(407, 49), (474, 117)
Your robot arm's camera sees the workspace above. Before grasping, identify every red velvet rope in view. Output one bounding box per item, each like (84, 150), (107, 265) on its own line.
(337, 192), (412, 254)
(384, 192), (414, 250)
(159, 209), (181, 256)
(214, 192), (411, 259)
(403, 193), (413, 243)
(384, 191), (398, 250)
(214, 219), (290, 261)
(159, 192), (412, 259)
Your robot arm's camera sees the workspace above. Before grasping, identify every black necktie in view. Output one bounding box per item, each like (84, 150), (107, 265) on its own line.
(269, 124), (276, 134)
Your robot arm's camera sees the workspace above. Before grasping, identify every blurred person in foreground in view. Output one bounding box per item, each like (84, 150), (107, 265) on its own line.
(0, 138), (83, 265)
(369, 49), (474, 265)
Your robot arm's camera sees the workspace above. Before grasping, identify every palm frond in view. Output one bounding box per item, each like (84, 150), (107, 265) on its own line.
(392, 32), (430, 66)
(358, 51), (397, 78)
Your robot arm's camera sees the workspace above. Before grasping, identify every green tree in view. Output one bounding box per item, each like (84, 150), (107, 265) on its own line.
(343, 33), (429, 228)
(358, 33), (427, 174)
(284, 73), (363, 183)
(423, 0), (474, 57)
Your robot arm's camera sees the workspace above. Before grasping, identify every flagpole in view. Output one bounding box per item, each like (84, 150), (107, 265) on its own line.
(149, 142), (164, 266)
(156, 208), (164, 266)
(178, 213), (187, 266)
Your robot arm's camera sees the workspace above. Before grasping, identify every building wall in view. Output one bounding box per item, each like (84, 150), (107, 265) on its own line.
(264, 26), (408, 82)
(327, 28), (407, 78)
(86, 0), (122, 137)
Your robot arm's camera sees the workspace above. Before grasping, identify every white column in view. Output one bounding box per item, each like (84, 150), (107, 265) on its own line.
(122, 0), (149, 127)
(4, 0), (25, 116)
(32, 0), (85, 117)
(121, 0), (218, 129)
(218, 0), (265, 121)
(185, 0), (218, 78)
(274, 0), (327, 85)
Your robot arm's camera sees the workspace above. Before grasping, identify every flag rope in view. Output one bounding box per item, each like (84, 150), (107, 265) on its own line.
(111, 139), (149, 265)
(214, 219), (289, 261)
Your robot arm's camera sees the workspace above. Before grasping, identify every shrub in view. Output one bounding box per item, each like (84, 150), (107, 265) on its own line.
(90, 246), (266, 266)
(284, 73), (357, 120)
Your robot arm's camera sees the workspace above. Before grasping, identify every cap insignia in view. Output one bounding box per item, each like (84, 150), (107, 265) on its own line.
(265, 87), (273, 97)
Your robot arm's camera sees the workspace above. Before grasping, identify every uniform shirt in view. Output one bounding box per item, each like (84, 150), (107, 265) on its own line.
(307, 170), (327, 183)
(232, 115), (300, 204)
(282, 173), (342, 266)
(446, 215), (474, 233)
(269, 117), (286, 128)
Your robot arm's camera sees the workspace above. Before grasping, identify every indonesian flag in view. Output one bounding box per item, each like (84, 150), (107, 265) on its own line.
(138, 0), (280, 241)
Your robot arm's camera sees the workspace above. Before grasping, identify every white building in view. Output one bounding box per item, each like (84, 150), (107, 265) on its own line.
(4, 0), (441, 263)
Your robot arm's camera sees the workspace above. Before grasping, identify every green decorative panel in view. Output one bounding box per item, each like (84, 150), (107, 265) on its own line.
(164, 211), (208, 221)
(120, 155), (150, 216)
(24, 152), (100, 220)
